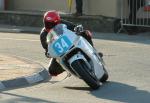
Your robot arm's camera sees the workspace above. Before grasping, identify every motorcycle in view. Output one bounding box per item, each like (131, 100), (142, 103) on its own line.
(47, 24), (108, 89)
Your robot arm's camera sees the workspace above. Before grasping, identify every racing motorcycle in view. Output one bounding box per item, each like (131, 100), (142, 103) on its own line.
(47, 24), (108, 89)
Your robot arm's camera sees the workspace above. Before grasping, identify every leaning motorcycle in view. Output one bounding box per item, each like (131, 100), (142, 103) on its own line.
(47, 24), (108, 89)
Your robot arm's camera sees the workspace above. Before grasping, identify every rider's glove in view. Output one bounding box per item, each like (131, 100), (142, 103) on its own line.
(45, 51), (49, 58)
(74, 24), (84, 34)
(45, 49), (51, 58)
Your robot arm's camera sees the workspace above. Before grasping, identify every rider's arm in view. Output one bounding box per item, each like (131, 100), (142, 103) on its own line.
(61, 19), (85, 33)
(61, 19), (76, 31)
(40, 28), (48, 51)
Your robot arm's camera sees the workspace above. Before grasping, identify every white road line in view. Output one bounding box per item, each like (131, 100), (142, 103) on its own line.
(0, 38), (39, 42)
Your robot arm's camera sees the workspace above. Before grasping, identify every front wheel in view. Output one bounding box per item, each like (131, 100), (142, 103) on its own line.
(71, 60), (100, 90)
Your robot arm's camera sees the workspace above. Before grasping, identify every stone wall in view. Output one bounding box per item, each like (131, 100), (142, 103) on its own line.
(0, 11), (116, 32)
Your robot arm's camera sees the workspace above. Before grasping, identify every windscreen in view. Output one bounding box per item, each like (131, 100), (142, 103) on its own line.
(47, 24), (67, 43)
(53, 24), (66, 35)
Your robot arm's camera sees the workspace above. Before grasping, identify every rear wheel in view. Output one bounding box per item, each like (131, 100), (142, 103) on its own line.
(95, 53), (109, 83)
(71, 60), (100, 90)
(100, 67), (108, 83)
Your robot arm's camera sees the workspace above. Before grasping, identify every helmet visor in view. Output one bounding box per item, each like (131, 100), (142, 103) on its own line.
(44, 22), (56, 29)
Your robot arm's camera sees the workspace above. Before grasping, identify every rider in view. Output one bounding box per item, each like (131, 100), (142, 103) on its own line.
(40, 10), (103, 76)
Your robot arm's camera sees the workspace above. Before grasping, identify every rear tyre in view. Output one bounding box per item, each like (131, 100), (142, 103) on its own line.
(100, 67), (108, 83)
(71, 60), (100, 90)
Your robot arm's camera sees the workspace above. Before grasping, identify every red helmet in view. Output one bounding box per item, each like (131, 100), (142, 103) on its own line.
(43, 11), (61, 30)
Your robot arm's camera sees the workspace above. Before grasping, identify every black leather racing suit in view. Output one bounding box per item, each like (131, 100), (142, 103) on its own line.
(40, 19), (93, 75)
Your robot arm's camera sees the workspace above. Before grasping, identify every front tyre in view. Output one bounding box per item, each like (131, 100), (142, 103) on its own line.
(71, 60), (100, 90)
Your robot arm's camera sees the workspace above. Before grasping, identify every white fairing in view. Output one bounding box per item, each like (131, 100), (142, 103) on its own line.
(70, 37), (104, 79)
(68, 52), (87, 64)
(47, 24), (104, 79)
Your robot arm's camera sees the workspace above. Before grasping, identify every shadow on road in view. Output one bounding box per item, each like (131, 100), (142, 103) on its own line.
(64, 86), (91, 91)
(64, 81), (150, 103)
(91, 81), (150, 103)
(93, 32), (150, 45)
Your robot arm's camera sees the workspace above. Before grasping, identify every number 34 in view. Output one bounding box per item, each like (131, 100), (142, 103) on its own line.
(54, 38), (69, 53)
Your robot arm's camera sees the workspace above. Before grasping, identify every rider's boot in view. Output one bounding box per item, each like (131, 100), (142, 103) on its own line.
(48, 58), (65, 76)
(98, 52), (103, 58)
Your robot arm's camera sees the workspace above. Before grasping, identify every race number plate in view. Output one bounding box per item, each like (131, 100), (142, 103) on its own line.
(53, 36), (72, 56)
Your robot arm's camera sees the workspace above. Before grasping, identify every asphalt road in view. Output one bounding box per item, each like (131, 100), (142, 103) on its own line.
(0, 32), (150, 103)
